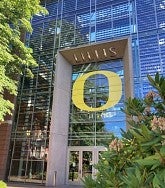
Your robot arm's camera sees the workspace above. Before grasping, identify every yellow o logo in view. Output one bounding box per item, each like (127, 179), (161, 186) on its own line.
(72, 71), (122, 111)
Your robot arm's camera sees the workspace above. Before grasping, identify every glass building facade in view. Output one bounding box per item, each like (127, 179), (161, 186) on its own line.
(7, 0), (165, 185)
(69, 59), (125, 147)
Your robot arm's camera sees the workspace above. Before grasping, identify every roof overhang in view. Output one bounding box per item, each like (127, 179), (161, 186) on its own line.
(59, 38), (128, 65)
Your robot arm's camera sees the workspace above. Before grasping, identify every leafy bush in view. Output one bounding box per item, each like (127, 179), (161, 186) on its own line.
(0, 181), (7, 188)
(83, 73), (165, 188)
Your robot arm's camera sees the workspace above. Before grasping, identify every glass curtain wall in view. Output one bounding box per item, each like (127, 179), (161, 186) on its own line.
(69, 60), (125, 146)
(7, 0), (138, 183)
(8, 0), (57, 183)
(136, 0), (165, 97)
(8, 0), (165, 183)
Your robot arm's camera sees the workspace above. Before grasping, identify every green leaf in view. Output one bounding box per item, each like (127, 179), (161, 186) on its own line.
(0, 181), (6, 188)
(155, 72), (159, 84)
(153, 175), (160, 188)
(160, 80), (165, 94)
(147, 74), (155, 87)
(141, 125), (152, 140)
(160, 146), (165, 156)
(129, 128), (145, 142)
(151, 162), (161, 170)
(153, 173), (165, 188)
(141, 137), (161, 147)
(19, 18), (32, 32)
(136, 155), (160, 166)
(137, 159), (160, 166)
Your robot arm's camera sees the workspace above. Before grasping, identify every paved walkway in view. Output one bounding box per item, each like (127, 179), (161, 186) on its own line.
(7, 183), (83, 188)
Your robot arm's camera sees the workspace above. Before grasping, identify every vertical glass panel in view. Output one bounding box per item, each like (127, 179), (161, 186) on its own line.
(25, 160), (45, 183)
(9, 160), (46, 183)
(69, 151), (79, 182)
(12, 140), (29, 159)
(77, 0), (90, 10)
(136, 0), (156, 31)
(63, 0), (76, 13)
(139, 34), (160, 77)
(10, 160), (27, 182)
(82, 151), (92, 178)
(45, 1), (58, 17)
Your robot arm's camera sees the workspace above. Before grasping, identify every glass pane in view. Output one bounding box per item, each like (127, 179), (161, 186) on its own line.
(9, 160), (46, 183)
(9, 160), (26, 182)
(82, 151), (92, 178)
(25, 160), (46, 183)
(69, 151), (79, 182)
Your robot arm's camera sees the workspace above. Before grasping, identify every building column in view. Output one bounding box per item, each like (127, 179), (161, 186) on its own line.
(123, 37), (134, 98)
(46, 52), (72, 186)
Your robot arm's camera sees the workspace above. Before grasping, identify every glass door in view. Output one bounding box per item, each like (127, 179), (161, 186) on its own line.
(82, 151), (92, 180)
(67, 147), (106, 185)
(68, 151), (80, 183)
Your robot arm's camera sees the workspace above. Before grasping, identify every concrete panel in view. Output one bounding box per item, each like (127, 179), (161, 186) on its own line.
(46, 52), (72, 186)
(46, 133), (68, 186)
(123, 37), (134, 98)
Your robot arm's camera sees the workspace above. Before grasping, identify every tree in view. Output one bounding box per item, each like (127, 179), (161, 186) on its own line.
(0, 0), (47, 121)
(83, 72), (165, 188)
(0, 181), (6, 188)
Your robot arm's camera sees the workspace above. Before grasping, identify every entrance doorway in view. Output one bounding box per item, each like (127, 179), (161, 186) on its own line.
(67, 146), (106, 185)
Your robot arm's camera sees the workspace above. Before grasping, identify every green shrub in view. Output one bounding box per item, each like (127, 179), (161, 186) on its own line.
(83, 73), (165, 188)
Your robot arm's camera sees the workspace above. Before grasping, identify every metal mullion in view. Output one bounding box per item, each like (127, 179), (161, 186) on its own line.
(58, 0), (64, 48)
(52, 0), (60, 58)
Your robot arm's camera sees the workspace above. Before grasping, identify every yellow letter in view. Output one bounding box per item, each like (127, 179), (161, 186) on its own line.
(72, 71), (122, 111)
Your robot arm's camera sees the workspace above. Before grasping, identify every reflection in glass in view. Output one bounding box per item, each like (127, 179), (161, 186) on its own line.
(69, 60), (125, 147)
(82, 151), (92, 178)
(69, 151), (79, 182)
(9, 129), (48, 183)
